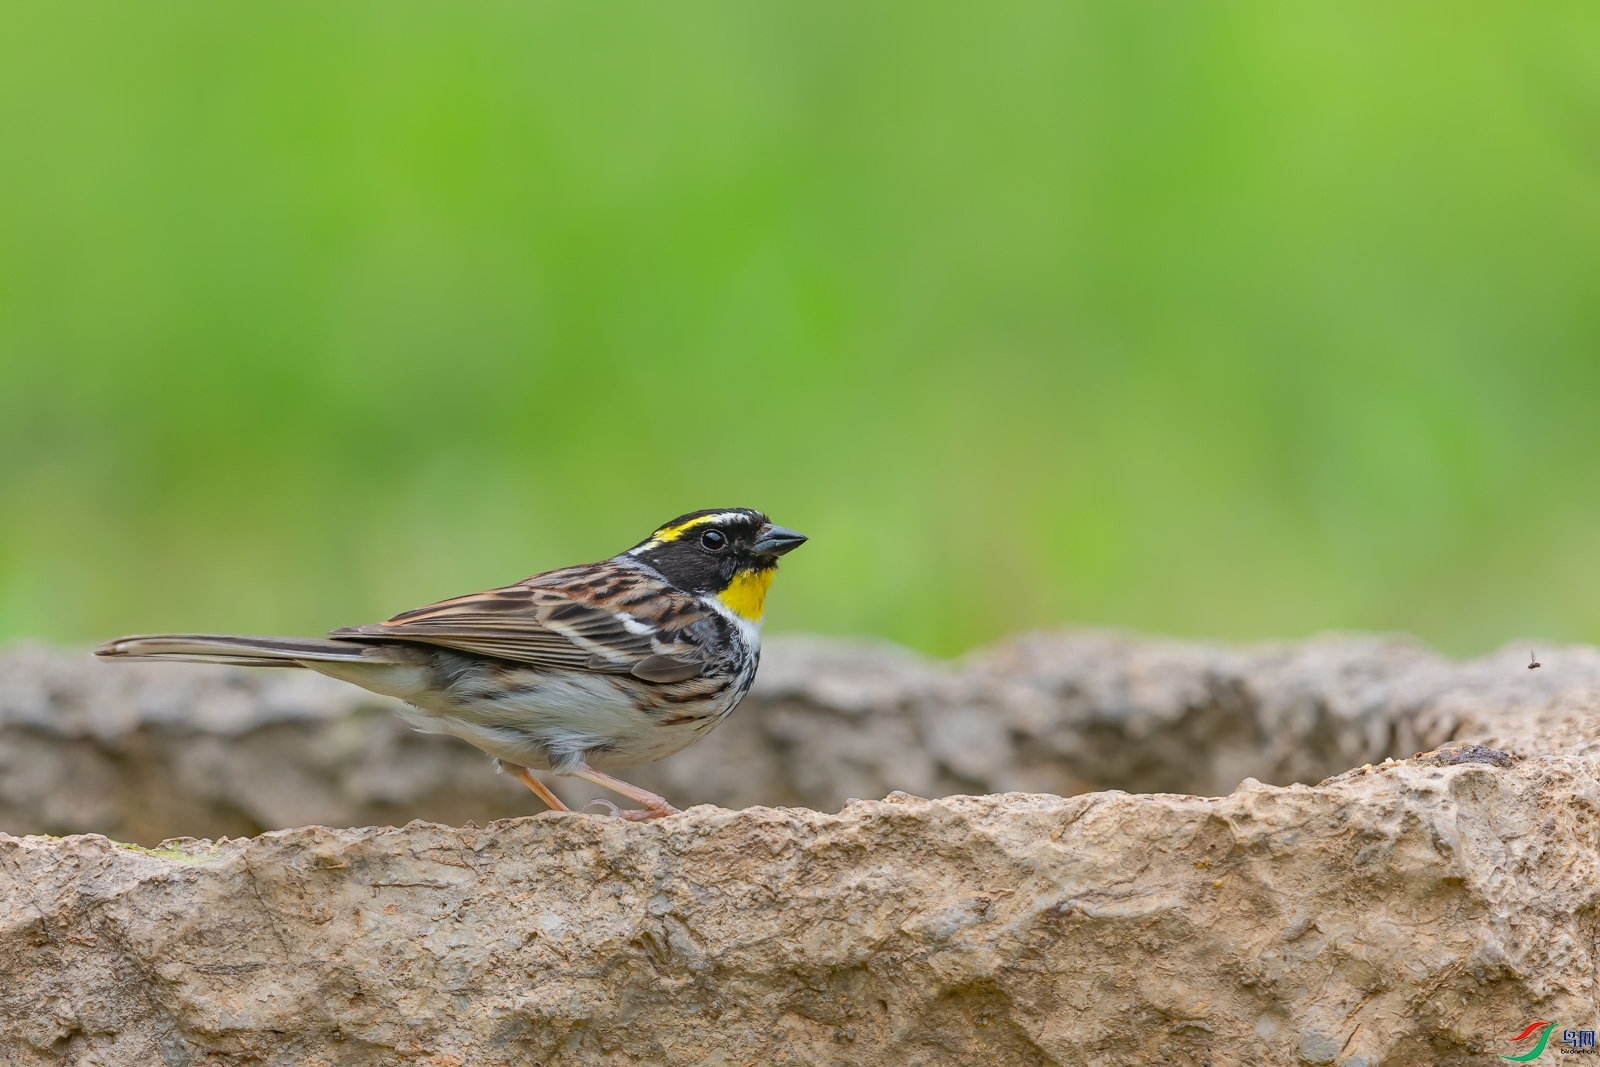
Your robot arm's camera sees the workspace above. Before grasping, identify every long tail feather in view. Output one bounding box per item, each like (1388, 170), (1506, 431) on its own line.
(94, 633), (379, 667)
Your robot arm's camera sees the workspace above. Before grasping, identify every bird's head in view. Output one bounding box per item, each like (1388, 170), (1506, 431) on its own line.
(627, 508), (807, 620)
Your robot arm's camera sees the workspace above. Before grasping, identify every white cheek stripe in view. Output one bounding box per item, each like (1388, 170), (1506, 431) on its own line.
(701, 594), (763, 648)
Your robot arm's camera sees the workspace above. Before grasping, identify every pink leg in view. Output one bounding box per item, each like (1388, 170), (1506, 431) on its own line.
(501, 762), (571, 813)
(571, 768), (680, 821)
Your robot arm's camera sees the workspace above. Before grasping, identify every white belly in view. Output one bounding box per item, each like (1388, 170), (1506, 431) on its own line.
(389, 668), (744, 774)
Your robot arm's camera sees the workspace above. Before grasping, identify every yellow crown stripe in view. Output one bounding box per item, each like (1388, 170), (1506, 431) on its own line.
(652, 513), (743, 542)
(718, 567), (775, 621)
(651, 516), (715, 542)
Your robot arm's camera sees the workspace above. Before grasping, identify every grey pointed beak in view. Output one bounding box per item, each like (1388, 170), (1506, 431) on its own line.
(752, 523), (808, 557)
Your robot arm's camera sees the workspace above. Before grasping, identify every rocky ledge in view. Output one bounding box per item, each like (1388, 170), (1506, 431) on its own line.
(3, 631), (1599, 1065)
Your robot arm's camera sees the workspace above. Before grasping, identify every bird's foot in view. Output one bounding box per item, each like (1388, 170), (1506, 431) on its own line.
(570, 766), (680, 820)
(616, 802), (681, 821)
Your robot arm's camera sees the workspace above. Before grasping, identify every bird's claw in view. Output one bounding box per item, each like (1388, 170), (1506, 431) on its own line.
(582, 798), (677, 819)
(618, 805), (680, 821)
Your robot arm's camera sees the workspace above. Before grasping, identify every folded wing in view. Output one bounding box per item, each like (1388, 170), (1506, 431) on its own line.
(331, 568), (705, 683)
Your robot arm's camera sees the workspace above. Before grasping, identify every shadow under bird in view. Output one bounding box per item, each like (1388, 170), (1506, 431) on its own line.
(96, 509), (807, 819)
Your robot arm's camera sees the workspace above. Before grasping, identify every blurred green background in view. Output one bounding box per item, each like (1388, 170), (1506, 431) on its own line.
(2, 3), (1599, 657)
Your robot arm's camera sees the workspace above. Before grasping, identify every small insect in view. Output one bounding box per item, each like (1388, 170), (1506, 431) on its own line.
(1529, 651), (1542, 670)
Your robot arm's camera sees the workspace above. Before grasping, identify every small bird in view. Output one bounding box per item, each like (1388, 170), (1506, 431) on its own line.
(1529, 651), (1541, 670)
(96, 509), (806, 819)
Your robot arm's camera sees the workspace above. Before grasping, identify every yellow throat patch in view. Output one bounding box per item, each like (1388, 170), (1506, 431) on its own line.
(718, 567), (775, 621)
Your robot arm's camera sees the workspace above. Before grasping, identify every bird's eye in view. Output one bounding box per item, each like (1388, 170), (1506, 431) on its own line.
(699, 529), (727, 551)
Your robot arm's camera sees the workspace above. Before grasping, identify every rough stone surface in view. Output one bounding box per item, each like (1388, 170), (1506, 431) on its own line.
(0, 630), (1551, 841)
(3, 631), (1599, 1065)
